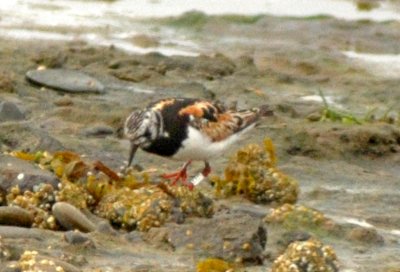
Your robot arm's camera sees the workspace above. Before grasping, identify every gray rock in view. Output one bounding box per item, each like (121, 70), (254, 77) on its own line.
(0, 122), (64, 152)
(0, 206), (34, 227)
(64, 230), (93, 245)
(26, 69), (105, 94)
(80, 125), (114, 137)
(0, 102), (25, 122)
(145, 213), (267, 263)
(0, 226), (61, 240)
(52, 202), (96, 233)
(0, 155), (59, 192)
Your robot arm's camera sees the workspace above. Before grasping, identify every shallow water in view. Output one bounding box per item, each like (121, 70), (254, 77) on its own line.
(1, 0), (400, 57)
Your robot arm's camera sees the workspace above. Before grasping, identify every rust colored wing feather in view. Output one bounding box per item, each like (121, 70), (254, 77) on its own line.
(192, 106), (270, 142)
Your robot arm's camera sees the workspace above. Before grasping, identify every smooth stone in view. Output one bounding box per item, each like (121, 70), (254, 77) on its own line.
(52, 202), (96, 233)
(0, 155), (60, 192)
(0, 102), (25, 122)
(53, 96), (73, 107)
(0, 206), (33, 227)
(80, 125), (114, 137)
(26, 69), (105, 94)
(0, 226), (61, 240)
(64, 230), (93, 245)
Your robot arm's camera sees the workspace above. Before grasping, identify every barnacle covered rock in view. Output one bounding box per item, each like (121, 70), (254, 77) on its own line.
(0, 235), (11, 261)
(56, 179), (94, 209)
(162, 184), (214, 218)
(211, 139), (299, 204)
(95, 185), (173, 231)
(16, 250), (66, 272)
(271, 238), (339, 272)
(7, 150), (214, 232)
(264, 204), (328, 231)
(6, 184), (58, 229)
(95, 184), (214, 231)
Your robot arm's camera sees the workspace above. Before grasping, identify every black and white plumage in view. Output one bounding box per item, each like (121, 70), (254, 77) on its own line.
(124, 97), (272, 188)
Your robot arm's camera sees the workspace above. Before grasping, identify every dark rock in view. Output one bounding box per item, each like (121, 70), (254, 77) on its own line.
(52, 202), (96, 233)
(0, 206), (34, 227)
(0, 102), (25, 122)
(26, 69), (105, 93)
(144, 213), (267, 263)
(64, 230), (94, 246)
(346, 226), (384, 245)
(80, 125), (114, 137)
(0, 155), (59, 192)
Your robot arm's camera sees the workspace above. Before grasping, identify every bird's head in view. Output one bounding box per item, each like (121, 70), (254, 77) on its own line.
(124, 109), (158, 148)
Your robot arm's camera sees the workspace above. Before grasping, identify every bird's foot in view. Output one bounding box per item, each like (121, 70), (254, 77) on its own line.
(161, 169), (194, 190)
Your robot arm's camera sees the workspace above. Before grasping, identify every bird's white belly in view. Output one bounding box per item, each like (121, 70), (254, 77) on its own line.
(172, 125), (253, 161)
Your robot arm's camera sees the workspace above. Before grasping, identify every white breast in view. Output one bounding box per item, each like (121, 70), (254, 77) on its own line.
(172, 124), (255, 161)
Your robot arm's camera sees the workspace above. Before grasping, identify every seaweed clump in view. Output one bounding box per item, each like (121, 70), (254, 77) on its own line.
(196, 258), (233, 272)
(271, 238), (339, 272)
(211, 138), (299, 204)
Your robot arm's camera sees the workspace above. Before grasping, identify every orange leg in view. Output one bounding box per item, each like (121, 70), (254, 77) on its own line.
(161, 160), (193, 189)
(202, 161), (211, 177)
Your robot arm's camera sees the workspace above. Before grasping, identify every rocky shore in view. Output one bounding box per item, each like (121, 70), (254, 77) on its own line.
(0, 5), (400, 272)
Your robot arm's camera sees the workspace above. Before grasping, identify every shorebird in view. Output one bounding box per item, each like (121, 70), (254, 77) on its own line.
(124, 97), (272, 189)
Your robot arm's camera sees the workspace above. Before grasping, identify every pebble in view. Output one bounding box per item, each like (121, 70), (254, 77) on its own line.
(26, 69), (105, 94)
(54, 96), (73, 107)
(0, 101), (25, 122)
(52, 202), (96, 233)
(0, 206), (33, 227)
(80, 125), (114, 137)
(64, 230), (94, 246)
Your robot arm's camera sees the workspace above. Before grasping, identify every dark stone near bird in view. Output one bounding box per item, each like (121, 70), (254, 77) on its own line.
(0, 102), (25, 122)
(0, 155), (59, 193)
(80, 125), (114, 137)
(0, 206), (34, 227)
(144, 213), (267, 263)
(25, 69), (105, 93)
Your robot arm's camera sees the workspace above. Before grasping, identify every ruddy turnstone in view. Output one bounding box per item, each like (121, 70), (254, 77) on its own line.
(124, 97), (272, 189)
